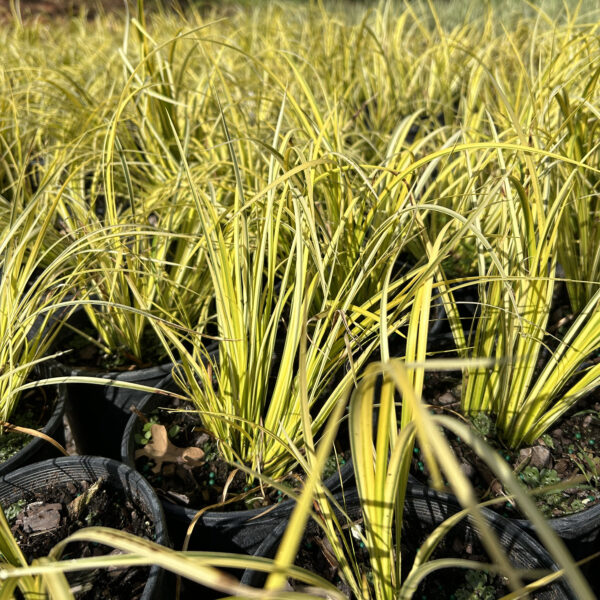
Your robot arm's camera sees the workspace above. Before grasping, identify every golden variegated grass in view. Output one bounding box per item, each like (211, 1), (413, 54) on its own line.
(0, 162), (85, 423)
(264, 358), (595, 600)
(0, 0), (599, 596)
(157, 95), (438, 481)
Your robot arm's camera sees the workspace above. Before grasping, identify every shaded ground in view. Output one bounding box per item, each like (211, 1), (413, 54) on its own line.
(0, 0), (190, 21)
(1, 0), (125, 20)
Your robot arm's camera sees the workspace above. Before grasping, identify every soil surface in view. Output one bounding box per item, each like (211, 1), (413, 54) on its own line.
(57, 314), (168, 372)
(133, 398), (350, 511)
(8, 478), (154, 599)
(411, 370), (600, 520)
(0, 387), (57, 463)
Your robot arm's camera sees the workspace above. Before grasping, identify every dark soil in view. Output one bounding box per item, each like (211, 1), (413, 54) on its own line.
(411, 371), (600, 521)
(0, 387), (57, 463)
(133, 399), (350, 511)
(57, 316), (168, 372)
(8, 478), (154, 599)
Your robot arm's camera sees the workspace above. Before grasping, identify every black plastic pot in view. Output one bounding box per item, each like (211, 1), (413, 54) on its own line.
(514, 503), (600, 557)
(242, 484), (576, 599)
(0, 456), (170, 600)
(401, 485), (575, 599)
(408, 474), (600, 589)
(44, 303), (174, 460)
(513, 502), (600, 590)
(0, 361), (67, 476)
(407, 451), (600, 585)
(65, 361), (174, 460)
(121, 374), (355, 554)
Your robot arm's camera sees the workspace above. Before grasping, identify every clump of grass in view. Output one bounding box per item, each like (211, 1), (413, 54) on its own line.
(0, 1), (599, 597)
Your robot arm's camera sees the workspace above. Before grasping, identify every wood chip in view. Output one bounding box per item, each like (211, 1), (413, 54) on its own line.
(518, 445), (552, 470)
(67, 478), (104, 520)
(437, 392), (456, 406)
(19, 502), (62, 533)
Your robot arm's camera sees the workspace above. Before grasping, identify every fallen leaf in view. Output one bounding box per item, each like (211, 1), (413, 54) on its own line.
(135, 424), (205, 473)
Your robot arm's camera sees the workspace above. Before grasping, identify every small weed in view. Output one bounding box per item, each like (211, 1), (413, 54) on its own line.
(134, 415), (160, 446)
(322, 453), (348, 480)
(4, 499), (26, 522)
(541, 434), (555, 449)
(572, 449), (600, 486)
(454, 570), (496, 600)
(470, 413), (495, 438)
(519, 466), (560, 488)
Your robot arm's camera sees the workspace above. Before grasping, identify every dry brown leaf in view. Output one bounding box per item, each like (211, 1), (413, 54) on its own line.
(221, 468), (239, 504)
(135, 424), (205, 473)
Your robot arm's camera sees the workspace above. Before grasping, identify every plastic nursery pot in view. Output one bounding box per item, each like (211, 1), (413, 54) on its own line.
(0, 456), (170, 600)
(0, 361), (67, 476)
(242, 484), (575, 599)
(401, 485), (576, 600)
(121, 374), (355, 554)
(513, 502), (600, 590)
(65, 360), (174, 461)
(409, 463), (600, 589)
(239, 484), (364, 589)
(44, 303), (173, 460)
